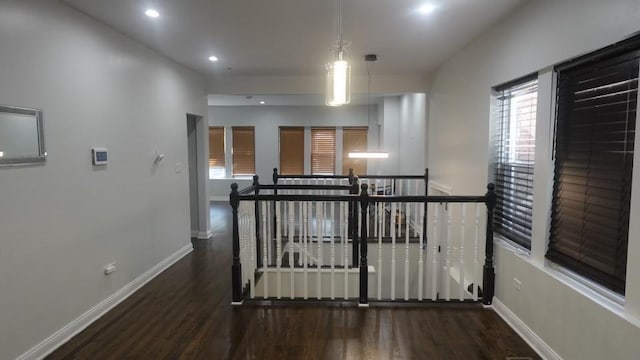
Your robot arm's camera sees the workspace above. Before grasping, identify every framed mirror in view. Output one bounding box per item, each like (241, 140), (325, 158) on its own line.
(0, 105), (46, 166)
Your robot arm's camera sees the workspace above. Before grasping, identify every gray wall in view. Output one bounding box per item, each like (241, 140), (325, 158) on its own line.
(0, 1), (207, 358)
(428, 0), (640, 358)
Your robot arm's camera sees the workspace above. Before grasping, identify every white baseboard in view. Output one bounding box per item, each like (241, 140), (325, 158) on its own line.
(17, 243), (194, 360)
(198, 230), (213, 240)
(492, 298), (563, 360)
(210, 196), (227, 202)
(191, 229), (213, 239)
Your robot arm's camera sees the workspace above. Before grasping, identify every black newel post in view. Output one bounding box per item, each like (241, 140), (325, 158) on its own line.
(350, 176), (360, 267)
(272, 168), (279, 242)
(230, 183), (242, 304)
(253, 175), (262, 268)
(423, 168), (428, 250)
(348, 168), (354, 184)
(359, 183), (369, 305)
(483, 183), (497, 305)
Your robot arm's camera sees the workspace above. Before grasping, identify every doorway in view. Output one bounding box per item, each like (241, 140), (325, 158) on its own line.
(187, 114), (200, 237)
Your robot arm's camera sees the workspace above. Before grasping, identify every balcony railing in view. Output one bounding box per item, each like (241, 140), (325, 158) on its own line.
(230, 168), (496, 306)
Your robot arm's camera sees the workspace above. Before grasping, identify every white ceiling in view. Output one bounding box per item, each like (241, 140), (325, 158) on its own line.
(62, 0), (525, 79)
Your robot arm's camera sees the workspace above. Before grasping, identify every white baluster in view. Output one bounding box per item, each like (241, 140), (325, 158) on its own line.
(404, 202), (410, 301)
(414, 180), (420, 237)
(342, 201), (349, 300)
(445, 204), (452, 301)
(431, 203), (439, 300)
(261, 201), (269, 299)
(317, 201), (322, 299)
(330, 201), (336, 300)
(374, 186), (378, 238)
(267, 200), (272, 267)
(377, 202), (383, 300)
(303, 201), (309, 300)
(289, 201), (295, 299)
(474, 203), (480, 302)
(391, 202), (396, 300)
(283, 180), (288, 238)
(381, 180), (387, 237)
(459, 204), (466, 301)
(276, 201), (282, 299)
(298, 182), (303, 266)
(418, 200), (425, 301)
(250, 204), (256, 299)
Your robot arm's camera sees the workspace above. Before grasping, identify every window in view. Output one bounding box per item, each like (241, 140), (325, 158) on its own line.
(232, 126), (255, 176)
(494, 76), (538, 250)
(311, 128), (336, 175)
(342, 127), (368, 175)
(279, 127), (304, 175)
(547, 39), (639, 294)
(208, 127), (225, 179)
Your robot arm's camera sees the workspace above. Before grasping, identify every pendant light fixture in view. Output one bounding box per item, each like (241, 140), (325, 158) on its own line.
(347, 54), (389, 160)
(326, 0), (351, 106)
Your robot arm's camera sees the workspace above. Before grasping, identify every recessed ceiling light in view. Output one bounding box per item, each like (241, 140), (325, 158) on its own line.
(418, 3), (437, 15)
(259, 101), (265, 104)
(145, 9), (160, 18)
(208, 56), (219, 62)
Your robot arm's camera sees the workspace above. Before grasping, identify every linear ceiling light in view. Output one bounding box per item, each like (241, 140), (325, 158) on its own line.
(348, 152), (389, 159)
(326, 0), (351, 106)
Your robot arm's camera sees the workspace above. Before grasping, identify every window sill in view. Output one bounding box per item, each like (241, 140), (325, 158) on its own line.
(493, 239), (640, 329)
(494, 234), (531, 258)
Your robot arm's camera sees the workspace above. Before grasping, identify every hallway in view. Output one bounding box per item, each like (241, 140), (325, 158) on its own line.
(48, 203), (539, 359)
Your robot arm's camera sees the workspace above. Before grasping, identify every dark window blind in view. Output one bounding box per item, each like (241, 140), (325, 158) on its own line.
(311, 128), (336, 175)
(342, 127), (368, 175)
(232, 126), (256, 176)
(208, 127), (225, 178)
(548, 46), (639, 294)
(494, 76), (538, 249)
(279, 127), (304, 175)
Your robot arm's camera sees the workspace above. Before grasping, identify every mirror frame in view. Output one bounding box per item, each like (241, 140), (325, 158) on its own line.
(0, 105), (46, 166)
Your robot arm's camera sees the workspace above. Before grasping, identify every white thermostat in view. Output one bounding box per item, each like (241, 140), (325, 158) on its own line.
(92, 148), (108, 165)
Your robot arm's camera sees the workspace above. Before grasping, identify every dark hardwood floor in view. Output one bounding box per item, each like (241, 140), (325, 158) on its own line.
(48, 202), (539, 360)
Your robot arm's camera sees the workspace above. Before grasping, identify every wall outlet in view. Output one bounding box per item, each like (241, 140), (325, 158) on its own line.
(513, 277), (522, 291)
(175, 162), (182, 174)
(104, 262), (117, 275)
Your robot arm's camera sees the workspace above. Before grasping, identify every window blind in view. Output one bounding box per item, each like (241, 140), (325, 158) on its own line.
(279, 127), (304, 175)
(494, 76), (538, 249)
(232, 126), (256, 176)
(208, 127), (225, 178)
(342, 127), (368, 175)
(548, 43), (640, 294)
(311, 128), (336, 175)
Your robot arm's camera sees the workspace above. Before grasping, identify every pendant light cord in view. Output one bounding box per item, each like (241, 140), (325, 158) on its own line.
(337, 0), (343, 50)
(367, 60), (371, 123)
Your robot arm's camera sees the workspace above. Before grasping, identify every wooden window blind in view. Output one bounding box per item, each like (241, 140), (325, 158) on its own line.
(279, 127), (305, 175)
(208, 127), (225, 178)
(232, 126), (256, 176)
(311, 128), (336, 175)
(494, 76), (538, 250)
(342, 127), (368, 175)
(547, 38), (640, 294)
